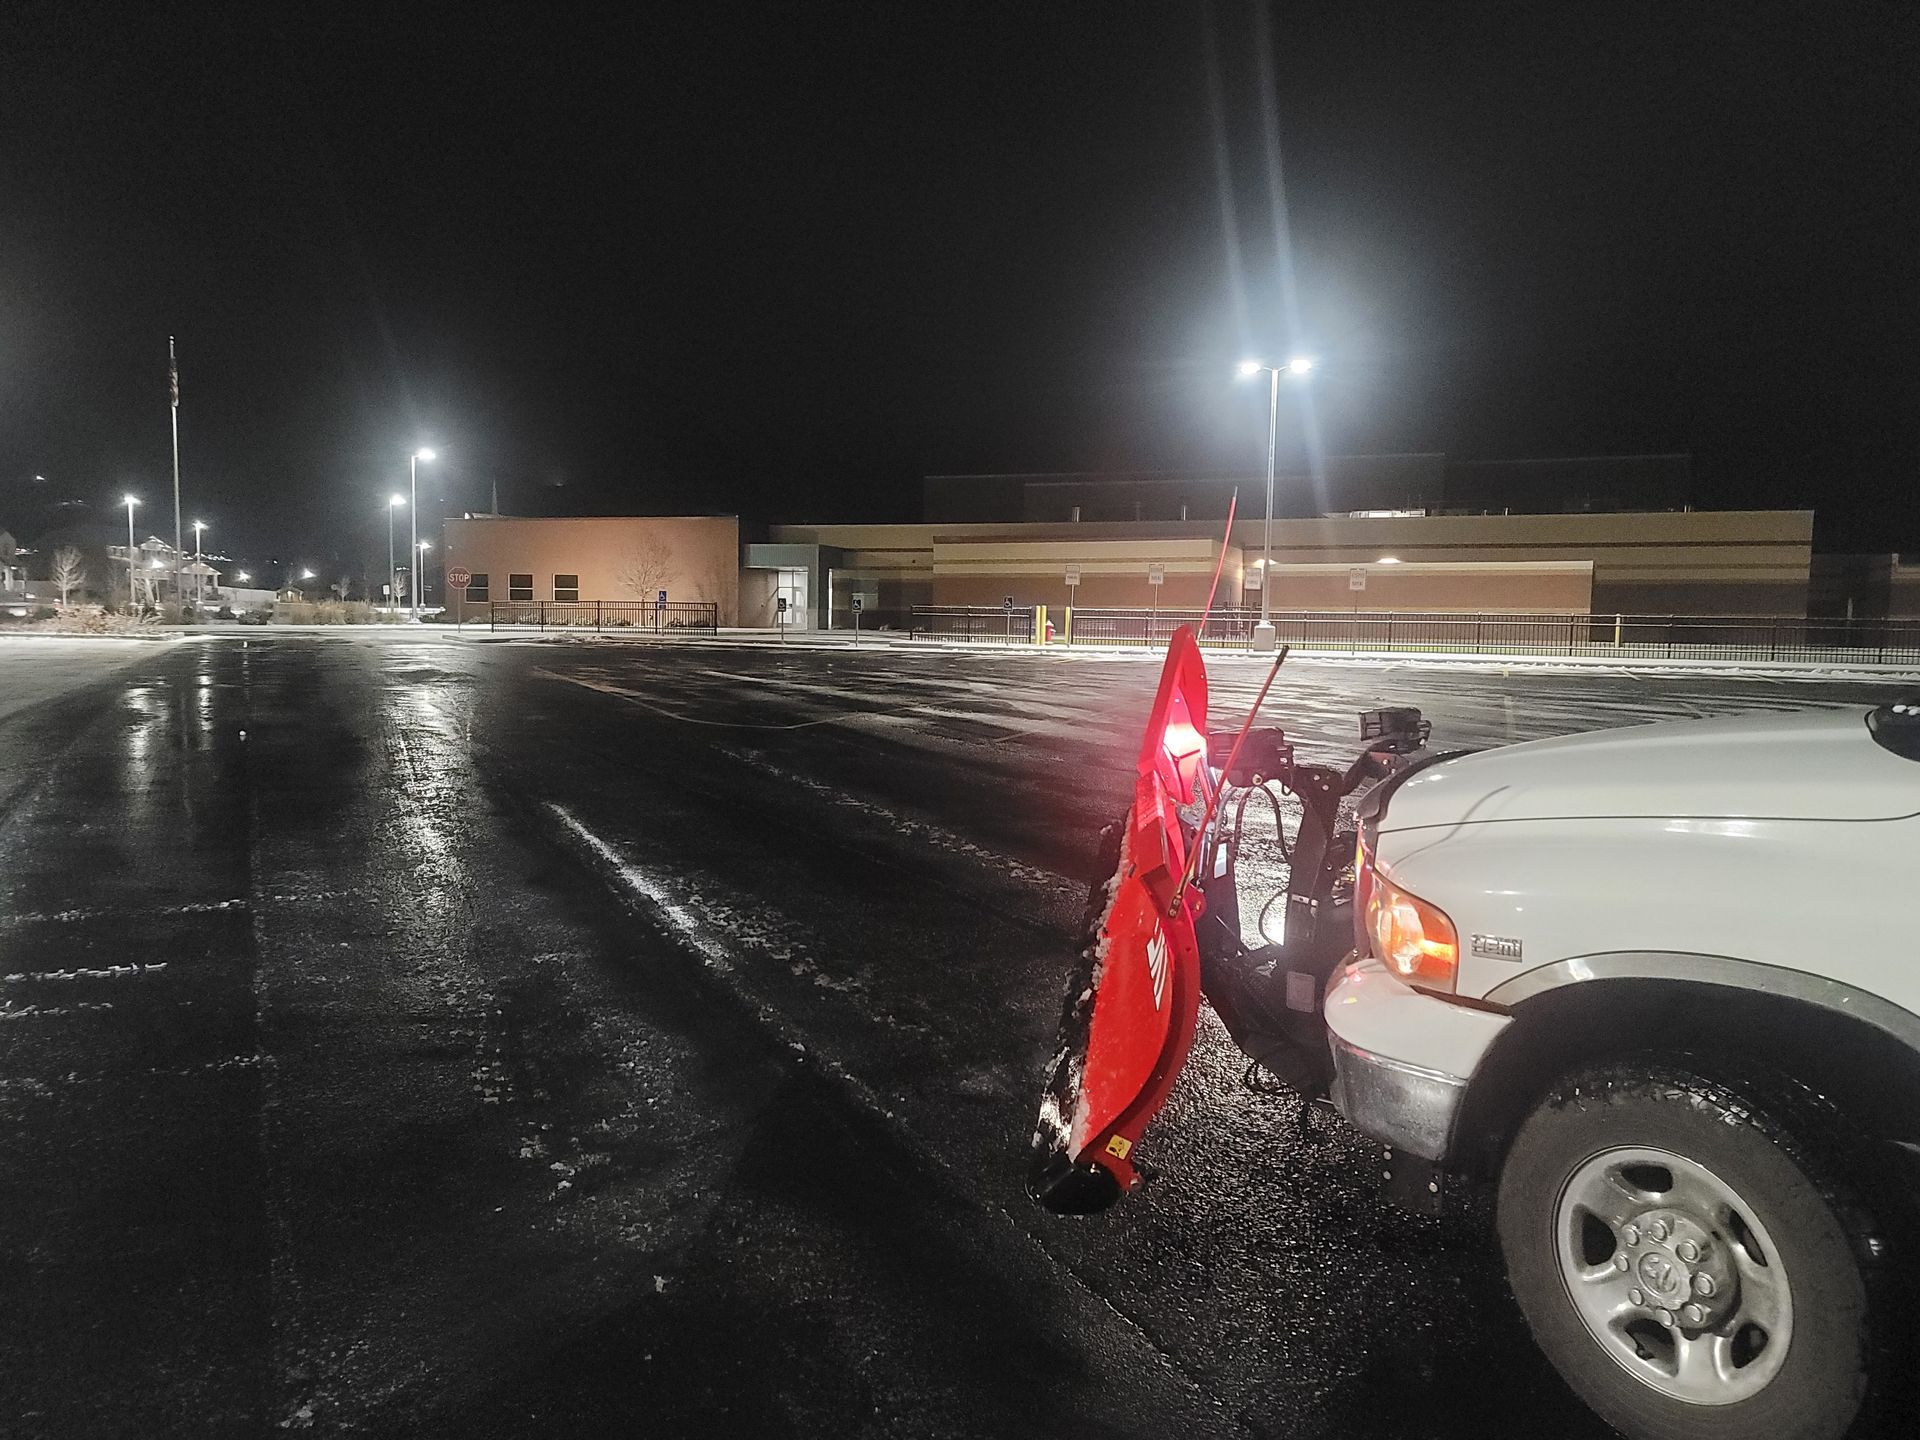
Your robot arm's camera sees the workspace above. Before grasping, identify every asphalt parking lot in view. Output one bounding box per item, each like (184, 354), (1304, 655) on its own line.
(0, 631), (1909, 1438)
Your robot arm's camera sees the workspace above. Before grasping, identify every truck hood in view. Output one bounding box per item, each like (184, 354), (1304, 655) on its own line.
(1382, 708), (1920, 829)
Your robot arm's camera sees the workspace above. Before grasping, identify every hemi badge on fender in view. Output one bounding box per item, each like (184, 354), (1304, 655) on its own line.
(1471, 934), (1523, 961)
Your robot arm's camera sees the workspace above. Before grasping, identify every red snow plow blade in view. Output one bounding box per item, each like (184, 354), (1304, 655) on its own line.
(1029, 627), (1208, 1214)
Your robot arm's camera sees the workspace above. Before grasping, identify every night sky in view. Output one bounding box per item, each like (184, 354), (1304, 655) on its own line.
(2, 1), (1915, 581)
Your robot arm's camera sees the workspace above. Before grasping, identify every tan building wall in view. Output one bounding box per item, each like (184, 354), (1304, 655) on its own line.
(442, 516), (740, 624)
(1891, 559), (1920, 619)
(932, 537), (1237, 610)
(1228, 510), (1811, 616)
(775, 509), (1807, 617)
(1257, 561), (1592, 613)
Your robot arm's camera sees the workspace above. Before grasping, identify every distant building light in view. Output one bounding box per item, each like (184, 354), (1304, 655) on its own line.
(1345, 509), (1427, 519)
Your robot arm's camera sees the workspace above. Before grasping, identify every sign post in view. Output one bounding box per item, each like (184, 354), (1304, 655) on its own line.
(777, 594), (788, 645)
(851, 592), (862, 647)
(1349, 568), (1366, 654)
(1147, 564), (1165, 633)
(1064, 565), (1080, 647)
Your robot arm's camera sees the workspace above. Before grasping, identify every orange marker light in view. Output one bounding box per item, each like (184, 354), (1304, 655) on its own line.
(1366, 874), (1459, 990)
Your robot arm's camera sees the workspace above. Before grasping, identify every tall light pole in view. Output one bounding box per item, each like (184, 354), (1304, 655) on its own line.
(1237, 356), (1314, 652)
(409, 448), (436, 621)
(387, 495), (406, 612)
(123, 495), (140, 612)
(169, 338), (183, 603)
(417, 541), (432, 613)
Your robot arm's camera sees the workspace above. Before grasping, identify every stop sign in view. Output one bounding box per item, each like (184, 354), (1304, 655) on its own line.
(447, 566), (472, 589)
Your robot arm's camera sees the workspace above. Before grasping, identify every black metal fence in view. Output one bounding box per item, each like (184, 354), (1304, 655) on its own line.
(907, 605), (1039, 645)
(1059, 607), (1259, 650)
(486, 600), (718, 634)
(909, 604), (1920, 665)
(1253, 610), (1920, 664)
(832, 606), (916, 633)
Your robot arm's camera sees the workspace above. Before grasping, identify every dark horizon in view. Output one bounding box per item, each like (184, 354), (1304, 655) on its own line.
(3, 2), (1915, 577)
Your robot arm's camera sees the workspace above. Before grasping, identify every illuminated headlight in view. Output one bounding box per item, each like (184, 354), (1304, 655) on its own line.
(1364, 870), (1458, 990)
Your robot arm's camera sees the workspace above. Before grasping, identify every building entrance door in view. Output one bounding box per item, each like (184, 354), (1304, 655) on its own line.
(776, 568), (808, 629)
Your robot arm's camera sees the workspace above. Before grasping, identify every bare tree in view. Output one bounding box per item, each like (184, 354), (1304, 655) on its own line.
(52, 546), (87, 606)
(616, 536), (675, 603)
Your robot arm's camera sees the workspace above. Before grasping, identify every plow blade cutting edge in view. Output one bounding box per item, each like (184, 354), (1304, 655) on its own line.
(1029, 627), (1209, 1214)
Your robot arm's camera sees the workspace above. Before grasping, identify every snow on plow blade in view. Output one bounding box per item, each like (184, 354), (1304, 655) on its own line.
(1029, 627), (1208, 1215)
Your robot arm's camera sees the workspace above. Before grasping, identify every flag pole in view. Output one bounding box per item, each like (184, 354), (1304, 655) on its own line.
(169, 337), (183, 604)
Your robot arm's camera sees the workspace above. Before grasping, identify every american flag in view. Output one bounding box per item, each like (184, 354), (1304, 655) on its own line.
(169, 337), (179, 408)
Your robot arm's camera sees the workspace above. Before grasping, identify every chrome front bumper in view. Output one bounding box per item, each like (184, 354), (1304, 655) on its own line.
(1323, 960), (1512, 1163)
(1328, 1035), (1470, 1162)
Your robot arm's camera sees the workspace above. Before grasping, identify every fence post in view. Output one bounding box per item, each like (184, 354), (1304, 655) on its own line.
(1769, 619), (1778, 661)
(490, 603), (497, 634)
(1614, 613), (1622, 647)
(539, 602), (546, 634)
(595, 599), (602, 633)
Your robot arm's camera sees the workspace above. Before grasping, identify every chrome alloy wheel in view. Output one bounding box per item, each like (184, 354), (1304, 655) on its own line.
(1554, 1145), (1793, 1405)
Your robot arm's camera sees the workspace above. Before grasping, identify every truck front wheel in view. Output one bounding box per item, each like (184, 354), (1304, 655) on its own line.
(1497, 1063), (1887, 1440)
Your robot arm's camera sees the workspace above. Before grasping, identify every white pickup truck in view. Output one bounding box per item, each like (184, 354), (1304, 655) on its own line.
(1030, 628), (1919, 1440)
(1330, 699), (1920, 1440)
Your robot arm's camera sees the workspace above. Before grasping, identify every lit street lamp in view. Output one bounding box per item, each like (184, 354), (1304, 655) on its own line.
(409, 448), (436, 622)
(1236, 356), (1315, 652)
(123, 495), (140, 612)
(191, 520), (208, 602)
(387, 494), (406, 612)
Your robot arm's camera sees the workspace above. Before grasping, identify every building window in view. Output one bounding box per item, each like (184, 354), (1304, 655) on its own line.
(467, 572), (490, 602)
(509, 574), (533, 601)
(553, 573), (580, 603)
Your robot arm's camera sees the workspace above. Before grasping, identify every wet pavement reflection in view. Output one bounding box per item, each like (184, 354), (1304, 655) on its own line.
(0, 632), (1904, 1437)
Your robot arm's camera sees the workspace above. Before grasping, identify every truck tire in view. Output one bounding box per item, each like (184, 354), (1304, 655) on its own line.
(1497, 1063), (1889, 1440)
